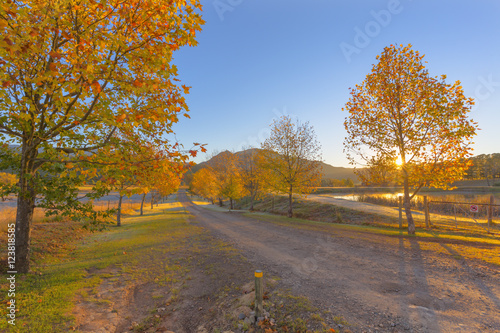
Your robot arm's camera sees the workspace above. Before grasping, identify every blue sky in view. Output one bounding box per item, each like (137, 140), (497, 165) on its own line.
(171, 0), (500, 167)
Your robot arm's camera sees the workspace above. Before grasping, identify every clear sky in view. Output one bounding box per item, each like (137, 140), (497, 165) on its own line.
(171, 0), (500, 167)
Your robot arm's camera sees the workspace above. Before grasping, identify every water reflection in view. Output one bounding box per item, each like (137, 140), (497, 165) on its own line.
(332, 192), (500, 204)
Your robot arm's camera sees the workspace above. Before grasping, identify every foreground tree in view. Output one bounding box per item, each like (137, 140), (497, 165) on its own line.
(343, 44), (478, 234)
(0, 0), (204, 272)
(261, 116), (322, 217)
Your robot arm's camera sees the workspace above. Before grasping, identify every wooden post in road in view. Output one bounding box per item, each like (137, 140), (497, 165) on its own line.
(254, 270), (263, 318)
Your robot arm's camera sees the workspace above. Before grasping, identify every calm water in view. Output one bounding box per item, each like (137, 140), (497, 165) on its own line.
(332, 192), (500, 204)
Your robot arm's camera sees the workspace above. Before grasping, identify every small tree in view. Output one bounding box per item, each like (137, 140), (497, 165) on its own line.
(261, 116), (322, 217)
(190, 168), (217, 204)
(0, 171), (17, 201)
(238, 148), (269, 211)
(343, 44), (478, 234)
(208, 151), (243, 209)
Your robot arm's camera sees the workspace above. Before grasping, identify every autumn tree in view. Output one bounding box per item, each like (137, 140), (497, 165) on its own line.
(237, 148), (271, 211)
(0, 171), (17, 201)
(190, 168), (217, 203)
(261, 116), (322, 218)
(96, 136), (185, 225)
(0, 0), (204, 272)
(208, 151), (243, 209)
(343, 44), (478, 234)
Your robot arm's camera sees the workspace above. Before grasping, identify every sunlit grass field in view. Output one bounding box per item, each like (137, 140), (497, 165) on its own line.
(0, 199), (203, 332)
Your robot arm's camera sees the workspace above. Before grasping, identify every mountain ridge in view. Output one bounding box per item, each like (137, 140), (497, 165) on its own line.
(187, 148), (360, 182)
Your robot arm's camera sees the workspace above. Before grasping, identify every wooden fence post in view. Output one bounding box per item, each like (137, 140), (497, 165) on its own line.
(254, 270), (263, 318)
(488, 195), (494, 233)
(424, 196), (430, 229)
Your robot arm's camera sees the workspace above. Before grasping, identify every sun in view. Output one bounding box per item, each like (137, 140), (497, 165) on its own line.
(395, 156), (403, 166)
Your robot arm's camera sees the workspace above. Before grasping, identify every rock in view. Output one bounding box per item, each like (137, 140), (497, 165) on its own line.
(249, 315), (256, 323)
(238, 313), (246, 320)
(257, 317), (264, 323)
(157, 307), (166, 312)
(243, 317), (252, 326)
(232, 306), (252, 319)
(196, 325), (208, 333)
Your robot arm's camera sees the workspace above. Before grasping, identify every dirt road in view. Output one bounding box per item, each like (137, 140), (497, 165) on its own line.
(179, 190), (500, 333)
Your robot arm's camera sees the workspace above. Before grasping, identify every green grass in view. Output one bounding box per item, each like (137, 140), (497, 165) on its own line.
(0, 202), (204, 333)
(243, 211), (500, 246)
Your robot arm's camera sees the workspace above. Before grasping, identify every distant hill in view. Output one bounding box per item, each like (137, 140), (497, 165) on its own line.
(184, 148), (360, 183)
(319, 161), (359, 182)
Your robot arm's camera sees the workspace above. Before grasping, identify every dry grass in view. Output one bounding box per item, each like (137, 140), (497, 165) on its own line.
(0, 200), (143, 234)
(0, 206), (58, 233)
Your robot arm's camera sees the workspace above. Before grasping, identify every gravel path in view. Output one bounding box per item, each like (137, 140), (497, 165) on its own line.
(179, 190), (500, 333)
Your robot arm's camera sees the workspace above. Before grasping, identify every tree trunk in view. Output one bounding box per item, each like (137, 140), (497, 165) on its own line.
(151, 191), (155, 210)
(218, 197), (223, 207)
(250, 193), (255, 211)
(15, 141), (38, 273)
(403, 176), (415, 234)
(288, 186), (293, 218)
(140, 193), (146, 216)
(230, 198), (233, 210)
(117, 194), (123, 226)
(15, 183), (36, 274)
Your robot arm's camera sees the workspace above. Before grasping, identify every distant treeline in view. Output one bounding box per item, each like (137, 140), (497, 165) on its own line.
(463, 154), (500, 184)
(320, 178), (354, 187)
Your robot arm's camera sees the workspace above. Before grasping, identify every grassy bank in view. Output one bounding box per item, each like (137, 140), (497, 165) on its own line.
(241, 212), (500, 267)
(235, 195), (400, 226)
